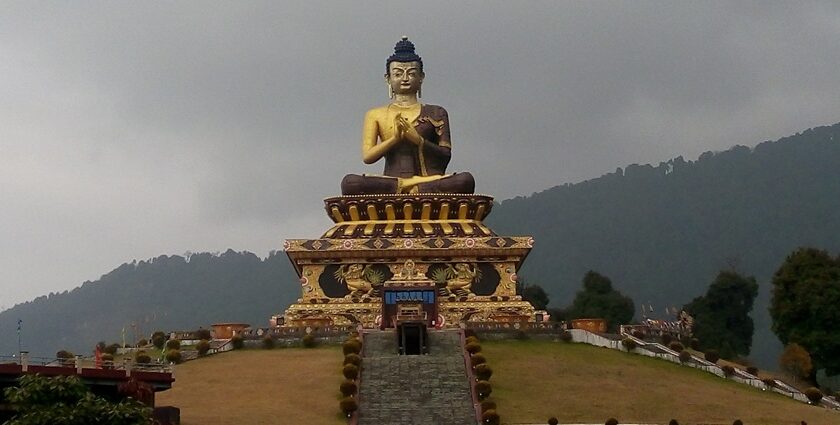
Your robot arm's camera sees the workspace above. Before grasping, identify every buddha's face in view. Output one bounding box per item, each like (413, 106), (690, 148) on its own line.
(386, 61), (424, 96)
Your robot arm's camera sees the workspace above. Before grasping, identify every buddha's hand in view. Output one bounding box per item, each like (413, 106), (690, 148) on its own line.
(396, 115), (423, 146)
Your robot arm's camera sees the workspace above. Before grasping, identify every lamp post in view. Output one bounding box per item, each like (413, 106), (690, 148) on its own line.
(17, 319), (22, 353)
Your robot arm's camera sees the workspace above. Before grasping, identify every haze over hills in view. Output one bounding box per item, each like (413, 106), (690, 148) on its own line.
(2, 122), (839, 368)
(488, 121), (840, 368)
(0, 250), (298, 358)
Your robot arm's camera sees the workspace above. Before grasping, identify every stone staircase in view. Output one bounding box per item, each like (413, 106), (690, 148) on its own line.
(357, 329), (477, 425)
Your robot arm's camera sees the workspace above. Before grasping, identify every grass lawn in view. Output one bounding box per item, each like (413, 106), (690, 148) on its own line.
(483, 339), (839, 425)
(156, 347), (345, 425)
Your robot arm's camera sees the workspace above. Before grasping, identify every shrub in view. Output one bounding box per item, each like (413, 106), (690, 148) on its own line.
(548, 418), (559, 425)
(605, 418), (619, 425)
(471, 354), (487, 367)
(481, 409), (500, 425)
(56, 350), (75, 366)
(621, 338), (637, 351)
(690, 338), (700, 350)
(669, 341), (684, 353)
(165, 349), (182, 364)
(668, 420), (679, 425)
(135, 352), (152, 364)
(344, 353), (362, 367)
(660, 334), (673, 345)
(559, 330), (573, 342)
(151, 331), (166, 349)
(475, 364), (493, 381)
(196, 339), (211, 356)
(475, 380), (492, 400)
(631, 330), (645, 339)
(262, 336), (275, 350)
(165, 339), (181, 351)
(466, 335), (480, 345)
(679, 351), (691, 363)
(722, 365), (735, 376)
(103, 343), (120, 355)
(480, 399), (496, 413)
(465, 342), (482, 354)
(302, 334), (316, 348)
(342, 338), (362, 355)
(804, 387), (823, 404)
(342, 364), (359, 380)
(136, 339), (148, 347)
(732, 420), (743, 425)
(339, 396), (358, 417)
(761, 378), (776, 387)
(339, 380), (357, 397)
(194, 328), (212, 340)
(746, 366), (758, 376)
(704, 350), (720, 363)
(231, 335), (244, 349)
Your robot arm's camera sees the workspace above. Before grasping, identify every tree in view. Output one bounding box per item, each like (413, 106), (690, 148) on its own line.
(770, 247), (840, 375)
(567, 271), (634, 332)
(3, 374), (150, 425)
(151, 331), (166, 350)
(779, 343), (813, 383)
(683, 271), (758, 359)
(516, 280), (550, 310)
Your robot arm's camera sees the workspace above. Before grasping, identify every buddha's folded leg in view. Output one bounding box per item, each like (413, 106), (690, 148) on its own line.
(341, 174), (399, 195)
(416, 172), (475, 194)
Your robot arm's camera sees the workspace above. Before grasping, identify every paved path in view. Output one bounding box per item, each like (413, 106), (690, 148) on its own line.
(357, 330), (477, 425)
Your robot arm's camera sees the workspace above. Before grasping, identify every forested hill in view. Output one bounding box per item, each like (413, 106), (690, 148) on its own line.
(0, 250), (298, 358)
(488, 121), (840, 368)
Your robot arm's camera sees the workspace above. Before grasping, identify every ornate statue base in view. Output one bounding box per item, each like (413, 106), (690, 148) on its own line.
(281, 194), (537, 329)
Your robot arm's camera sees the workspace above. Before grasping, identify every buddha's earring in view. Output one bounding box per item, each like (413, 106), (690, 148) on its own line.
(388, 84), (394, 99)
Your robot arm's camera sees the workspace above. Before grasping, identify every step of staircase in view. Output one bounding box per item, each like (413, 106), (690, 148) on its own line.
(357, 329), (477, 425)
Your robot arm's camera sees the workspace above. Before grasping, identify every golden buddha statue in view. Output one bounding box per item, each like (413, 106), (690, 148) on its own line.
(341, 37), (475, 195)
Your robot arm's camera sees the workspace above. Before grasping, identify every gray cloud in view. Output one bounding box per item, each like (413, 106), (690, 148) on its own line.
(2, 1), (840, 308)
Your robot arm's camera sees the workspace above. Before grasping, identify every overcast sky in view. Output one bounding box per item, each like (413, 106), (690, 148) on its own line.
(2, 1), (839, 310)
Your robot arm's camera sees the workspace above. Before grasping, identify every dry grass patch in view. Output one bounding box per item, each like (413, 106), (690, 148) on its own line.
(484, 339), (838, 425)
(156, 347), (344, 425)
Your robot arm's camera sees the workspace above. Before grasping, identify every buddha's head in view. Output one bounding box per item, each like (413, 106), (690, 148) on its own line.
(386, 36), (424, 97)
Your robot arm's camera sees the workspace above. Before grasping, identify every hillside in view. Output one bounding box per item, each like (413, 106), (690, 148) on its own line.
(488, 122), (840, 368)
(154, 340), (838, 425)
(0, 250), (298, 357)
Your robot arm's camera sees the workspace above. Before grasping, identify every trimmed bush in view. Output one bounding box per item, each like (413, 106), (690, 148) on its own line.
(344, 353), (362, 367)
(165, 349), (182, 364)
(151, 331), (166, 350)
(231, 335), (244, 349)
(732, 420), (743, 425)
(480, 399), (496, 413)
(746, 366), (758, 376)
(690, 338), (700, 350)
(669, 341), (684, 353)
(804, 387), (823, 404)
(475, 380), (492, 400)
(704, 350), (720, 363)
(548, 418), (559, 425)
(339, 396), (358, 417)
(660, 334), (673, 345)
(194, 328), (212, 340)
(559, 330), (573, 343)
(136, 339), (148, 347)
(722, 365), (735, 376)
(668, 420), (679, 425)
(761, 378), (776, 387)
(475, 363), (493, 381)
(339, 380), (357, 397)
(135, 352), (151, 364)
(678, 350), (691, 363)
(104, 343), (120, 355)
(621, 338), (637, 351)
(196, 339), (211, 356)
(56, 350), (75, 366)
(481, 409), (500, 425)
(342, 338), (362, 355)
(165, 339), (181, 351)
(262, 336), (275, 350)
(342, 364), (359, 380)
(471, 354), (487, 367)
(302, 334), (316, 348)
(465, 342), (482, 354)
(466, 335), (480, 345)
(605, 418), (618, 425)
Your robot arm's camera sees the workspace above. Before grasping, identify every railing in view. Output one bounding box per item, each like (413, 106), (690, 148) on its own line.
(0, 353), (171, 374)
